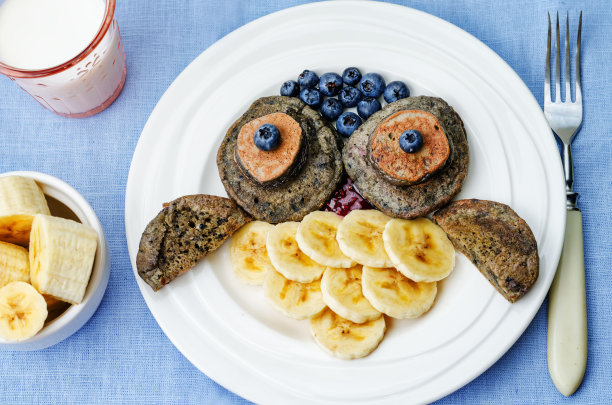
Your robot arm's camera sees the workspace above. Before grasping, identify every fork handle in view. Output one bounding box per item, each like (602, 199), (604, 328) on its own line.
(547, 209), (587, 396)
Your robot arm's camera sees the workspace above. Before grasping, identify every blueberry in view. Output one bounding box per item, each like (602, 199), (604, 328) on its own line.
(297, 69), (319, 88)
(383, 81), (410, 103)
(280, 80), (299, 97)
(320, 98), (343, 120)
(359, 73), (386, 98)
(338, 86), (362, 108)
(254, 124), (281, 151)
(342, 67), (362, 86)
(318, 72), (343, 96)
(357, 97), (382, 120)
(299, 88), (322, 108)
(399, 129), (423, 153)
(336, 112), (362, 138)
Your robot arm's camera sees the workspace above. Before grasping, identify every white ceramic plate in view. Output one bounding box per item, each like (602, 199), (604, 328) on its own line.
(125, 2), (565, 403)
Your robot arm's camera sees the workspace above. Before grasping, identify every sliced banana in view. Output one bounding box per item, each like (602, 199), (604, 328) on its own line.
(383, 217), (455, 282)
(320, 265), (381, 324)
(0, 176), (50, 246)
(296, 211), (355, 268)
(266, 222), (325, 283)
(361, 266), (437, 319)
(263, 268), (325, 320)
(310, 307), (385, 360)
(336, 210), (393, 268)
(229, 221), (274, 285)
(29, 214), (97, 304)
(0, 281), (47, 341)
(0, 240), (30, 287)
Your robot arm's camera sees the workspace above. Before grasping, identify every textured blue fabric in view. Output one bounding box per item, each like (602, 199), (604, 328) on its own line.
(0, 0), (610, 403)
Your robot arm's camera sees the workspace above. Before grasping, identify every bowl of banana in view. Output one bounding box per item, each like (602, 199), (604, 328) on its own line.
(0, 171), (109, 351)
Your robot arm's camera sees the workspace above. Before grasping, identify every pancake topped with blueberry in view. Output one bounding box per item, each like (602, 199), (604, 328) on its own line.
(217, 96), (343, 223)
(343, 96), (469, 219)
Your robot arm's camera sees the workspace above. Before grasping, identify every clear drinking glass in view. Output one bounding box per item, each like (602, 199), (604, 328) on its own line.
(0, 0), (126, 118)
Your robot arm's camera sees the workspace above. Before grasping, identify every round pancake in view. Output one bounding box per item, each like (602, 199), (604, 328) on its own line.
(218, 96), (343, 223)
(343, 96), (468, 219)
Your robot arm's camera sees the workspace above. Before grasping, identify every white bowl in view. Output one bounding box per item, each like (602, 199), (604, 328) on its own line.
(0, 171), (110, 351)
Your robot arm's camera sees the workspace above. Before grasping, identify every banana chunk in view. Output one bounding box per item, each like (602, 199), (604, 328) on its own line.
(0, 281), (47, 341)
(29, 214), (97, 304)
(383, 217), (455, 282)
(320, 265), (381, 324)
(230, 221), (274, 285)
(0, 241), (30, 287)
(296, 211), (355, 268)
(266, 222), (325, 283)
(336, 210), (393, 268)
(0, 176), (50, 246)
(263, 268), (325, 320)
(310, 307), (385, 360)
(361, 266), (437, 319)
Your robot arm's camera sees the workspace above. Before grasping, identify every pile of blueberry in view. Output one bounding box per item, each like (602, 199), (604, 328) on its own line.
(280, 68), (410, 138)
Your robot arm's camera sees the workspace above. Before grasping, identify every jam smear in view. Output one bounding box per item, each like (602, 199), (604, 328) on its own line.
(324, 177), (372, 216)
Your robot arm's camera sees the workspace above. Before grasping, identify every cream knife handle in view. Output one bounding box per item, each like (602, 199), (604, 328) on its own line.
(547, 209), (587, 396)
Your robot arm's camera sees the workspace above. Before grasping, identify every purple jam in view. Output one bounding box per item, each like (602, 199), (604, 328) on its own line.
(325, 177), (372, 216)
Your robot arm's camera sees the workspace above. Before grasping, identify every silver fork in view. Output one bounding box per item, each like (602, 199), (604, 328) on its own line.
(545, 11), (587, 397)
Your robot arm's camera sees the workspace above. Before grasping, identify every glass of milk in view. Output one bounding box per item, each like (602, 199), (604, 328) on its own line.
(0, 0), (126, 118)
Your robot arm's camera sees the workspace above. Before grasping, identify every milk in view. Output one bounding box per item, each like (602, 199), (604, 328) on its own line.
(0, 0), (126, 117)
(0, 0), (106, 70)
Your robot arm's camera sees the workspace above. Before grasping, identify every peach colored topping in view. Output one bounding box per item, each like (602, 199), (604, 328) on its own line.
(370, 110), (450, 184)
(236, 112), (302, 183)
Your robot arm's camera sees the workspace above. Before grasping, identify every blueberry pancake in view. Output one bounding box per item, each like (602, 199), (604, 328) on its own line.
(217, 96), (343, 223)
(136, 194), (251, 291)
(432, 199), (539, 303)
(343, 96), (468, 219)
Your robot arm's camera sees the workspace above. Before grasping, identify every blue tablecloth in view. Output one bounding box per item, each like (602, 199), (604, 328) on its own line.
(1, 0), (610, 403)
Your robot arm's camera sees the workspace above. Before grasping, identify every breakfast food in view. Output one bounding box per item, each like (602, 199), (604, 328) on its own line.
(0, 240), (30, 287)
(383, 217), (455, 282)
(217, 96), (343, 223)
(361, 266), (437, 319)
(320, 265), (381, 324)
(0, 176), (50, 246)
(227, 205), (457, 359)
(136, 194), (251, 291)
(29, 214), (98, 304)
(296, 211), (355, 268)
(310, 307), (385, 360)
(229, 221), (274, 285)
(263, 268), (325, 320)
(266, 222), (325, 283)
(343, 96), (469, 219)
(0, 281), (47, 341)
(432, 199), (539, 303)
(336, 210), (393, 268)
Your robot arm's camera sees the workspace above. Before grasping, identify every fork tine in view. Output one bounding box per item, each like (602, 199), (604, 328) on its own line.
(545, 12), (551, 103)
(565, 12), (571, 102)
(555, 12), (561, 103)
(575, 11), (582, 105)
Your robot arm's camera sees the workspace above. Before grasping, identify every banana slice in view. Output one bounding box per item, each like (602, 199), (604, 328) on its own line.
(310, 307), (385, 360)
(296, 211), (355, 268)
(336, 210), (393, 268)
(29, 214), (97, 304)
(0, 241), (30, 287)
(361, 266), (437, 319)
(383, 217), (455, 282)
(263, 268), (325, 320)
(320, 265), (381, 324)
(0, 176), (50, 246)
(0, 281), (47, 341)
(266, 222), (325, 283)
(229, 221), (274, 285)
